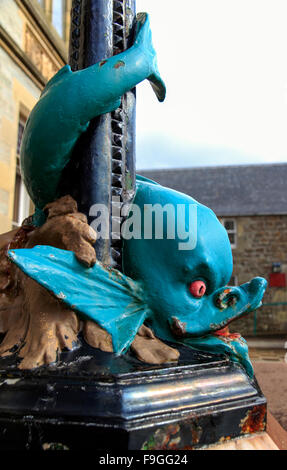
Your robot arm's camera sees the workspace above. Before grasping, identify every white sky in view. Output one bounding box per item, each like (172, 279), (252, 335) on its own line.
(136, 0), (287, 169)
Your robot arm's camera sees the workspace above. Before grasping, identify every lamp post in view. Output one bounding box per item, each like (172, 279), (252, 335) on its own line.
(60, 0), (136, 270)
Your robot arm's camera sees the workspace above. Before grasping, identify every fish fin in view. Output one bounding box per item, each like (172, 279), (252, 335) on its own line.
(41, 65), (72, 95)
(148, 75), (166, 103)
(8, 246), (149, 355)
(134, 13), (166, 102)
(183, 335), (253, 377)
(148, 318), (253, 377)
(136, 174), (160, 186)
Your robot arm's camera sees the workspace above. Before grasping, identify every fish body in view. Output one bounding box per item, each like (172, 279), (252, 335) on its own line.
(9, 178), (267, 376)
(13, 12), (267, 376)
(20, 13), (166, 214)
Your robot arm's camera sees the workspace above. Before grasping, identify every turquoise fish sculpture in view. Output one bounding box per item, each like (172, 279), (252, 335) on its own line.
(11, 11), (267, 377)
(9, 176), (267, 377)
(20, 12), (165, 221)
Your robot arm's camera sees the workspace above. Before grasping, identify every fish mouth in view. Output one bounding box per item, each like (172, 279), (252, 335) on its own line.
(212, 325), (241, 340)
(169, 314), (239, 339)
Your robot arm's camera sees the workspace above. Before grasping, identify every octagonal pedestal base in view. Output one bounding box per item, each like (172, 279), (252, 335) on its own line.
(0, 340), (266, 450)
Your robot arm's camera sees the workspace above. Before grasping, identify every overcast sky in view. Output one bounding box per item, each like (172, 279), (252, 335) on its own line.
(135, 0), (287, 170)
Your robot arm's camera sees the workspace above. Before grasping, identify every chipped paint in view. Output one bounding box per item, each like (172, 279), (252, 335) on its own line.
(240, 405), (266, 434)
(141, 420), (203, 450)
(0, 378), (21, 386)
(114, 60), (125, 69)
(215, 290), (238, 310)
(170, 317), (187, 338)
(42, 442), (69, 450)
(190, 421), (202, 445)
(218, 435), (232, 443)
(57, 292), (66, 300)
(142, 424), (181, 450)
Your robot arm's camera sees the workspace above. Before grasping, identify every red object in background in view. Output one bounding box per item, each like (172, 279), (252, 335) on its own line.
(269, 273), (286, 288)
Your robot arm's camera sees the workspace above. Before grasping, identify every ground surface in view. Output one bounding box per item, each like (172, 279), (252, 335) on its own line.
(254, 361), (287, 431)
(248, 341), (287, 431)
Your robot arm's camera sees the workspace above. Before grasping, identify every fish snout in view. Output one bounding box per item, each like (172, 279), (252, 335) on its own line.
(239, 276), (267, 311)
(214, 277), (267, 312)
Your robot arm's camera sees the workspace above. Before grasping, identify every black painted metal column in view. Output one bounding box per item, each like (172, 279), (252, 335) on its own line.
(64, 0), (136, 269)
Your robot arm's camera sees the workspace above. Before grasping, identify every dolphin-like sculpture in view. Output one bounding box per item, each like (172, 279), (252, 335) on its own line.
(8, 177), (267, 376)
(20, 13), (165, 220)
(11, 11), (267, 377)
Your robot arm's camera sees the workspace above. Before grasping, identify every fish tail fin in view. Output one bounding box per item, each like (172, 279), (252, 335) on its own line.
(134, 12), (166, 102)
(8, 245), (149, 355)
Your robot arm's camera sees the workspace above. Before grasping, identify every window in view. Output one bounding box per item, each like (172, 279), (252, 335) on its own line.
(17, 116), (26, 155)
(220, 218), (237, 248)
(52, 0), (65, 39)
(35, 0), (68, 43)
(13, 115), (32, 228)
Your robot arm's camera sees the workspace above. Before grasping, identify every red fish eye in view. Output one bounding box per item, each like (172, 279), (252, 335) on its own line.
(189, 280), (206, 298)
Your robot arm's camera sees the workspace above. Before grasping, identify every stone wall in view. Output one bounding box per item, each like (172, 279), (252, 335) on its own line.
(0, 46), (40, 233)
(0, 0), (68, 233)
(229, 215), (287, 336)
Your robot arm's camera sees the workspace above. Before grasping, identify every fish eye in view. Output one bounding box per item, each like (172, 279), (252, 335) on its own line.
(189, 280), (206, 298)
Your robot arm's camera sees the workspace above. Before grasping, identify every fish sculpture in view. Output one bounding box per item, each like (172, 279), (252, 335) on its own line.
(20, 12), (165, 222)
(10, 11), (267, 377)
(9, 176), (267, 377)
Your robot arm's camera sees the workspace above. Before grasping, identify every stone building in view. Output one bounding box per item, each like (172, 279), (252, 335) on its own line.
(0, 0), (71, 233)
(140, 164), (287, 336)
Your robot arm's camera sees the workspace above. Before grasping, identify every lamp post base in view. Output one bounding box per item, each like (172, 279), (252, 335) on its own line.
(0, 340), (266, 450)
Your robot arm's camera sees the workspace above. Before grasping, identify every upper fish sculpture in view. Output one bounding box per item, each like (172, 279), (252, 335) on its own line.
(20, 12), (165, 222)
(8, 12), (267, 377)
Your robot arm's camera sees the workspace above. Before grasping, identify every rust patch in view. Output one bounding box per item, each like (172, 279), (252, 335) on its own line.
(161, 424), (181, 450)
(210, 320), (228, 331)
(142, 420), (202, 450)
(113, 60), (125, 69)
(142, 424), (181, 450)
(219, 435), (232, 443)
(170, 317), (187, 338)
(190, 422), (202, 445)
(99, 60), (107, 67)
(240, 405), (266, 434)
(224, 289), (231, 294)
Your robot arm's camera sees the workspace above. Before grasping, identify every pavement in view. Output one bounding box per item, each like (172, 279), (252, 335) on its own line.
(247, 336), (287, 431)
